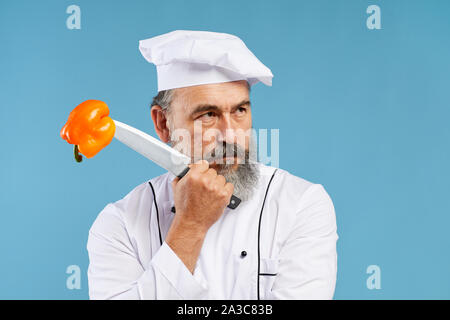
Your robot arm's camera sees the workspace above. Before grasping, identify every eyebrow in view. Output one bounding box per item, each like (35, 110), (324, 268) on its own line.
(190, 99), (251, 118)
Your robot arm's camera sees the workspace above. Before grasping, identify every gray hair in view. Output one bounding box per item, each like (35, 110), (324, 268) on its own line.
(150, 89), (176, 114)
(150, 81), (251, 114)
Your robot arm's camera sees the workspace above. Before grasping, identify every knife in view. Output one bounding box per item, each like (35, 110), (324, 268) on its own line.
(112, 119), (241, 210)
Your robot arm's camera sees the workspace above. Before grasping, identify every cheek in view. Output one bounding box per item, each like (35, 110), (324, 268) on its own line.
(191, 126), (215, 158)
(198, 130), (218, 157)
(236, 121), (252, 149)
(243, 110), (252, 125)
(236, 114), (252, 133)
(191, 130), (202, 157)
(243, 132), (252, 150)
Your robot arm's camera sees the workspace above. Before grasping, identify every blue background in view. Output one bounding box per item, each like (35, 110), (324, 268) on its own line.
(1, 0), (449, 299)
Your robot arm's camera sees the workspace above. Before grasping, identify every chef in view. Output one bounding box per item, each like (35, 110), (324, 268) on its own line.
(87, 30), (338, 300)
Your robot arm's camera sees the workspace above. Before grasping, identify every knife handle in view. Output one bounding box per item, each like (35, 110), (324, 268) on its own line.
(177, 167), (241, 210)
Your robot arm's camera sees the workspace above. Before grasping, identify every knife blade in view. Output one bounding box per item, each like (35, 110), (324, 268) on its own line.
(112, 119), (241, 210)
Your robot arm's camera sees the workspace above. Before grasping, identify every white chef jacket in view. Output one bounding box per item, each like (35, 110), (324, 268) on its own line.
(87, 162), (338, 300)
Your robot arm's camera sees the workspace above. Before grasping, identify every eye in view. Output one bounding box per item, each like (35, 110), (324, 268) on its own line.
(235, 107), (247, 115)
(199, 111), (216, 120)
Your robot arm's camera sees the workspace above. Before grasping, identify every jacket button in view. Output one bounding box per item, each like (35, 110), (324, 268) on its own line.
(240, 251), (247, 258)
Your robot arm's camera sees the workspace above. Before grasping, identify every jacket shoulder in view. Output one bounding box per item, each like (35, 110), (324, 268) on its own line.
(259, 163), (335, 216)
(259, 164), (314, 200)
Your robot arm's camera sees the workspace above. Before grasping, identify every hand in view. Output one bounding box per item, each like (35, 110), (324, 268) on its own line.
(171, 159), (234, 233)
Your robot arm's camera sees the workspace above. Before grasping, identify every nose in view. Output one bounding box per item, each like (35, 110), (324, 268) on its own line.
(216, 114), (237, 144)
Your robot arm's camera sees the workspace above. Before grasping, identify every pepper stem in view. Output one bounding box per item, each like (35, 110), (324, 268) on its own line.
(74, 145), (83, 163)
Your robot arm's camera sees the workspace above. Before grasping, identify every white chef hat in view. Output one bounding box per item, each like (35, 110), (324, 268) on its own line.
(139, 30), (273, 91)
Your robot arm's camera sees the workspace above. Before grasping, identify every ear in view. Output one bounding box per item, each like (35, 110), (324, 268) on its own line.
(151, 105), (171, 143)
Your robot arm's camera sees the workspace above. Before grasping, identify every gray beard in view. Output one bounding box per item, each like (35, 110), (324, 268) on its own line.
(213, 157), (260, 202)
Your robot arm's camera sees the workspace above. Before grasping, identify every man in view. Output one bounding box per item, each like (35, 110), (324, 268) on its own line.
(87, 30), (338, 299)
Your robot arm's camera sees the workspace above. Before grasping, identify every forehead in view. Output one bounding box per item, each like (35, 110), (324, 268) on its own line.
(172, 80), (249, 111)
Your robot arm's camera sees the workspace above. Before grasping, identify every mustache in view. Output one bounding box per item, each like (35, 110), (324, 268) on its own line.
(201, 142), (247, 163)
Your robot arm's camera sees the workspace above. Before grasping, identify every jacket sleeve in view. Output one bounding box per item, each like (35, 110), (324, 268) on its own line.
(86, 203), (209, 300)
(269, 184), (339, 300)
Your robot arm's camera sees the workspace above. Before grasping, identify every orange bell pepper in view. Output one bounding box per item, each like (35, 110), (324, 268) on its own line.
(60, 100), (115, 162)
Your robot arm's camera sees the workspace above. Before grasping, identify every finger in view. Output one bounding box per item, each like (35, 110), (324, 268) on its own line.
(215, 174), (226, 186)
(206, 168), (218, 178)
(224, 182), (234, 195)
(190, 159), (209, 173)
